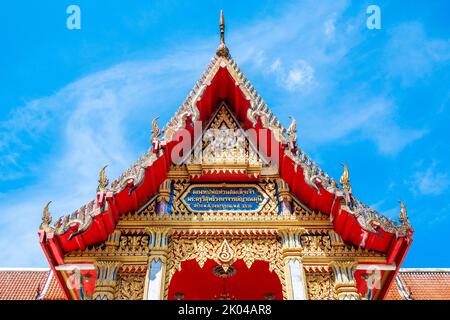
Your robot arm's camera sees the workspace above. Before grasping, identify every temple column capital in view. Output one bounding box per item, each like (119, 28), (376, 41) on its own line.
(93, 261), (122, 300)
(279, 227), (306, 258)
(145, 227), (171, 261)
(330, 260), (361, 300)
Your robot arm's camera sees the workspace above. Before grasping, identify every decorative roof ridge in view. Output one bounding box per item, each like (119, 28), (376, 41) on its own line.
(283, 145), (414, 236)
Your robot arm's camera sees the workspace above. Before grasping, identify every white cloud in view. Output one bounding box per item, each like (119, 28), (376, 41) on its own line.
(410, 163), (450, 196)
(269, 59), (316, 92)
(324, 16), (336, 39)
(384, 22), (450, 85)
(288, 96), (426, 155)
(225, 0), (424, 155)
(0, 49), (209, 267)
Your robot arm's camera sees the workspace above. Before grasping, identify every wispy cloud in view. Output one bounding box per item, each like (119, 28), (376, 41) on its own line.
(384, 22), (450, 85)
(409, 162), (450, 196)
(269, 59), (316, 92)
(226, 0), (426, 155)
(0, 49), (210, 266)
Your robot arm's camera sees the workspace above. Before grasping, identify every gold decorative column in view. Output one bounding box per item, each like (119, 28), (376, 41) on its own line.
(143, 228), (171, 300)
(93, 261), (122, 300)
(279, 227), (308, 300)
(330, 261), (361, 300)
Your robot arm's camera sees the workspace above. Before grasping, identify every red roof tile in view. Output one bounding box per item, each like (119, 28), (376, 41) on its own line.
(385, 278), (403, 300)
(0, 269), (49, 300)
(42, 272), (67, 300)
(0, 269), (65, 300)
(385, 269), (450, 300)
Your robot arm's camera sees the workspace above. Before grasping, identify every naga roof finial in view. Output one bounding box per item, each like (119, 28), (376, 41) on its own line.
(287, 116), (297, 141)
(216, 10), (230, 58)
(340, 163), (352, 192)
(398, 200), (409, 224)
(40, 201), (53, 231)
(97, 165), (109, 192)
(151, 116), (161, 142)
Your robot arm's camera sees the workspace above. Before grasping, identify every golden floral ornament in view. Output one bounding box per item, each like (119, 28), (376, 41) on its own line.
(305, 271), (337, 300)
(115, 274), (145, 300)
(194, 240), (208, 268)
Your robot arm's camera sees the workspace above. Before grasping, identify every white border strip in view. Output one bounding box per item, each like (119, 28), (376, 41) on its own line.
(55, 264), (95, 271)
(357, 264), (397, 271)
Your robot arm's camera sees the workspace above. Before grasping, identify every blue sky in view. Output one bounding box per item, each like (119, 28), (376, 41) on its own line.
(0, 0), (449, 267)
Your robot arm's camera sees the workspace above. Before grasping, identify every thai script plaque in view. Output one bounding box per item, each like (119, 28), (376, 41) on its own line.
(181, 184), (269, 213)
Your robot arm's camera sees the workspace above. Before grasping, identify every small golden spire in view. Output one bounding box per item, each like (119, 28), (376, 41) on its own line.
(340, 163), (352, 192)
(216, 10), (229, 57)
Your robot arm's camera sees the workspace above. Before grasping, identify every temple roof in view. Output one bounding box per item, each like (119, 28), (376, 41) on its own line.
(38, 11), (414, 300)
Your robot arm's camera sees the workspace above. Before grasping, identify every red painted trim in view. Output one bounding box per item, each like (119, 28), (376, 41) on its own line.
(379, 238), (412, 300)
(38, 231), (71, 300)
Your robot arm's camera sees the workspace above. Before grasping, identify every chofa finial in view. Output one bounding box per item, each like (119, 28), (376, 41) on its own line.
(340, 163), (352, 192)
(40, 201), (53, 231)
(151, 116), (161, 142)
(398, 200), (409, 224)
(287, 116), (297, 141)
(97, 165), (109, 192)
(216, 10), (229, 58)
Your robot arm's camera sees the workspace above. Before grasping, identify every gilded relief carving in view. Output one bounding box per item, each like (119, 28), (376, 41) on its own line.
(305, 271), (337, 300)
(164, 234), (287, 299)
(115, 273), (146, 300)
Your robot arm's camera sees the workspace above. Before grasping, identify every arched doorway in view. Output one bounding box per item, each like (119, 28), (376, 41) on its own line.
(167, 259), (283, 300)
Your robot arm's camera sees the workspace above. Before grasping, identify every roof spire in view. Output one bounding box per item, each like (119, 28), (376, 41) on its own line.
(220, 9), (225, 44)
(216, 10), (229, 58)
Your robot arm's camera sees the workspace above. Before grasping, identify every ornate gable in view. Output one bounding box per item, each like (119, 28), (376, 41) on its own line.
(38, 11), (413, 301)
